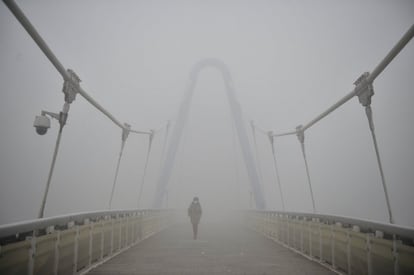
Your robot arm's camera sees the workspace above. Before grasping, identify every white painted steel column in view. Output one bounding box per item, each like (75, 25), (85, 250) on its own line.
(28, 235), (36, 275)
(73, 226), (79, 275)
(53, 231), (61, 275)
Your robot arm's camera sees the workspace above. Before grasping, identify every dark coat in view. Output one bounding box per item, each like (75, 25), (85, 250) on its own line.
(188, 201), (202, 224)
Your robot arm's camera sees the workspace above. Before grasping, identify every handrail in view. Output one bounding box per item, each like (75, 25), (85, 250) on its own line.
(0, 209), (169, 239)
(251, 210), (414, 241)
(246, 210), (414, 274)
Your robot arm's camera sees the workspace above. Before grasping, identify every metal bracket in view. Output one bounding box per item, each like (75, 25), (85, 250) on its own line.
(296, 125), (305, 144)
(122, 123), (131, 142)
(267, 131), (274, 144)
(354, 72), (374, 107)
(62, 69), (81, 104)
(42, 110), (68, 129)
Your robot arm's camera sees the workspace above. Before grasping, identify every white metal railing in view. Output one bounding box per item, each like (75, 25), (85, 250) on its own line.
(0, 209), (174, 275)
(245, 210), (414, 275)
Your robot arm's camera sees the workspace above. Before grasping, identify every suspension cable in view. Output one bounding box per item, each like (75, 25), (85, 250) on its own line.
(250, 121), (265, 194)
(296, 126), (316, 213)
(137, 131), (154, 208)
(159, 121), (171, 170)
(355, 73), (394, 223)
(108, 124), (131, 209)
(231, 119), (242, 208)
(268, 133), (286, 211)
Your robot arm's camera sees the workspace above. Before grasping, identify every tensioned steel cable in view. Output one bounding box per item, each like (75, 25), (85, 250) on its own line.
(231, 119), (242, 208)
(251, 122), (265, 195)
(253, 122), (287, 211)
(108, 139), (126, 209)
(137, 132), (154, 208)
(268, 135), (286, 211)
(296, 127), (316, 213)
(38, 126), (64, 218)
(365, 106), (393, 223)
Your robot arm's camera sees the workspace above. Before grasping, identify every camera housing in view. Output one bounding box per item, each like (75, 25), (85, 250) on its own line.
(33, 115), (51, 135)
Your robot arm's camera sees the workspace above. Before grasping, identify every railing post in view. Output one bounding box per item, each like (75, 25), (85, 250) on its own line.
(110, 217), (114, 255)
(347, 230), (352, 275)
(319, 221), (323, 262)
(393, 235), (400, 275)
(73, 226), (79, 275)
(100, 223), (104, 261)
(309, 219), (313, 258)
(28, 234), (36, 275)
(366, 233), (373, 275)
(300, 217), (304, 253)
(88, 223), (93, 267)
(126, 216), (130, 246)
(118, 217), (122, 249)
(286, 215), (290, 246)
(54, 231), (60, 275)
(331, 224), (336, 269)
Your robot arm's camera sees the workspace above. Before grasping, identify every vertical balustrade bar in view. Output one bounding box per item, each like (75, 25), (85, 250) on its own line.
(110, 218), (114, 255)
(100, 223), (104, 261)
(287, 216), (290, 246)
(393, 235), (399, 275)
(88, 224), (93, 267)
(53, 231), (60, 275)
(73, 226), (79, 275)
(118, 217), (122, 249)
(300, 217), (304, 253)
(347, 230), (351, 274)
(125, 216), (129, 246)
(28, 234), (36, 275)
(331, 224), (336, 269)
(309, 220), (313, 258)
(367, 233), (373, 275)
(319, 222), (323, 262)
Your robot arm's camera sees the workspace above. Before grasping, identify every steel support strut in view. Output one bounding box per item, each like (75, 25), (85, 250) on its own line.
(108, 124), (131, 209)
(38, 70), (80, 219)
(268, 132), (286, 211)
(296, 125), (316, 213)
(355, 72), (394, 224)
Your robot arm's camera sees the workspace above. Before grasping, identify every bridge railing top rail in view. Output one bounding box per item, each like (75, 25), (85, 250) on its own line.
(248, 210), (414, 241)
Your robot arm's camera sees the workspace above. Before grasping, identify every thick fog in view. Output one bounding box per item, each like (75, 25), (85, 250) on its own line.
(1, 1), (413, 226)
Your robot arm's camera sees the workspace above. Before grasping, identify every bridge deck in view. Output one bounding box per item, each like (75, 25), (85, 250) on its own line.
(88, 221), (335, 275)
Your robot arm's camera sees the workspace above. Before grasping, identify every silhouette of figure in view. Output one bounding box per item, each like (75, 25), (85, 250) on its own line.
(188, 197), (202, 240)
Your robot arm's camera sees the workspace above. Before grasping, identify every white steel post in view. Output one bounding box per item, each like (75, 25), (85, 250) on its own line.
(392, 235), (399, 275)
(28, 235), (36, 275)
(73, 226), (79, 275)
(347, 231), (352, 275)
(53, 231), (60, 275)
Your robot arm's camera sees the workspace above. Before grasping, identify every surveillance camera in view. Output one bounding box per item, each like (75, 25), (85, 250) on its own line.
(33, 115), (51, 135)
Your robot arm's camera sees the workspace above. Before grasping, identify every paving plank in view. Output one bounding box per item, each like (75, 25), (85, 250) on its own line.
(88, 221), (336, 275)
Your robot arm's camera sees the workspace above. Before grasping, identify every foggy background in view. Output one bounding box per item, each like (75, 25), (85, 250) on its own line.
(1, 1), (413, 226)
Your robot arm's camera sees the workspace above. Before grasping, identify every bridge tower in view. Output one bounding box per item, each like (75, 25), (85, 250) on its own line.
(152, 58), (266, 209)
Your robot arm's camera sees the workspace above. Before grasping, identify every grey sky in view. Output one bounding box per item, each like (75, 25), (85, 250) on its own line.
(1, 0), (413, 226)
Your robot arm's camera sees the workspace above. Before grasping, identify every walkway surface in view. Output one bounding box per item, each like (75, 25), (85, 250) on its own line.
(88, 221), (335, 275)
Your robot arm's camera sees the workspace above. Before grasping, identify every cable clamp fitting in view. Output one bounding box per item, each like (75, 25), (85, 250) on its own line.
(122, 123), (131, 142)
(296, 125), (305, 144)
(267, 131), (274, 144)
(62, 69), (81, 104)
(354, 72), (374, 107)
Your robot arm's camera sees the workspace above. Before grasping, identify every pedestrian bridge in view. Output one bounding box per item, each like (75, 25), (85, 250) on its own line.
(2, 1), (414, 274)
(1, 209), (414, 274)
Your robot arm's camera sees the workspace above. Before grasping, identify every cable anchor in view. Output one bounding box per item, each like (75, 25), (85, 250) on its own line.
(62, 69), (81, 104)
